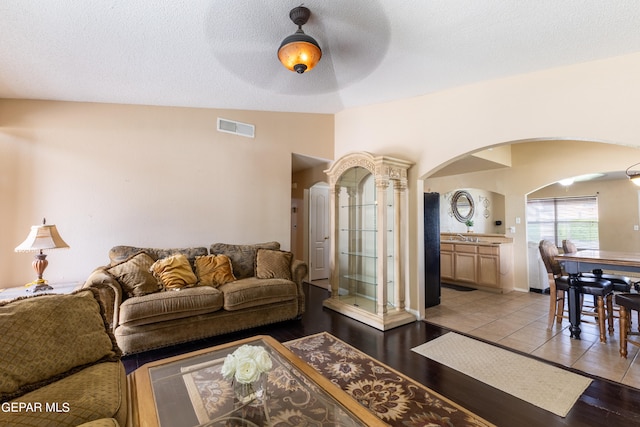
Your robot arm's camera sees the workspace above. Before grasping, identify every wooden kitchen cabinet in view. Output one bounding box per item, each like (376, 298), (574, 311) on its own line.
(453, 244), (478, 284)
(477, 245), (500, 288)
(440, 243), (455, 281)
(440, 237), (513, 292)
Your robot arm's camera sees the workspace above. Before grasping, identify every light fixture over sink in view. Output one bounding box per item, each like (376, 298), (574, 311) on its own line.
(277, 6), (322, 74)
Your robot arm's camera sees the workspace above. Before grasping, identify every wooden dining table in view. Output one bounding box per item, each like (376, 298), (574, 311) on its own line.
(556, 250), (640, 339)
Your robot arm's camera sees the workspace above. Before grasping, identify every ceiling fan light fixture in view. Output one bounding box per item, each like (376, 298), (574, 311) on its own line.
(626, 163), (640, 186)
(277, 6), (322, 74)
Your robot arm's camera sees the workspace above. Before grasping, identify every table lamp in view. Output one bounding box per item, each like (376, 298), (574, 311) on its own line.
(15, 218), (70, 292)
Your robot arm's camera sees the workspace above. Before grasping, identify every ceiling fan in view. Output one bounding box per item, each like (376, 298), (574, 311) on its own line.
(203, 1), (390, 96)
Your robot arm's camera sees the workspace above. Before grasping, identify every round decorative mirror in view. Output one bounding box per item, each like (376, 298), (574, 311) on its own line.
(451, 190), (475, 222)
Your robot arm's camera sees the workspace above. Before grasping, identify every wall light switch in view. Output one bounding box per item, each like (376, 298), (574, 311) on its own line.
(509, 226), (516, 233)
(635, 225), (639, 231)
(515, 217), (521, 224)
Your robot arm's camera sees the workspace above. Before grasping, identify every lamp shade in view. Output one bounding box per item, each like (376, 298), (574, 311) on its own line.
(15, 222), (69, 253)
(277, 6), (322, 74)
(278, 30), (322, 74)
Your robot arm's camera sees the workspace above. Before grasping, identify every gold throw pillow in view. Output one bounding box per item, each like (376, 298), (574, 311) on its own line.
(194, 255), (236, 287)
(255, 249), (293, 281)
(150, 253), (198, 290)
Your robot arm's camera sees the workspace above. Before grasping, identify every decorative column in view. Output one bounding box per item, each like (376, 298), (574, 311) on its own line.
(394, 180), (405, 311)
(376, 177), (389, 317)
(328, 184), (340, 301)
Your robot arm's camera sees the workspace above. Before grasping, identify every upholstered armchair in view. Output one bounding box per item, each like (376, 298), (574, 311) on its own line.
(0, 289), (127, 426)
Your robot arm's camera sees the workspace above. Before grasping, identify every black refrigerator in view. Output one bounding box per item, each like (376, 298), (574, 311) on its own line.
(424, 192), (441, 307)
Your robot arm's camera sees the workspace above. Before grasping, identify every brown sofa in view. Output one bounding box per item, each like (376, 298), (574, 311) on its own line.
(82, 242), (307, 355)
(0, 289), (128, 427)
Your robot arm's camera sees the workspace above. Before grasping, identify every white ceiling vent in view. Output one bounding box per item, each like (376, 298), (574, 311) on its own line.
(217, 117), (255, 138)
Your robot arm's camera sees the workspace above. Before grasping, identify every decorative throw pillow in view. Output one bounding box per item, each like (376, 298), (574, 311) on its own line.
(255, 249), (293, 281)
(150, 253), (198, 290)
(106, 251), (162, 297)
(210, 242), (281, 280)
(194, 255), (236, 287)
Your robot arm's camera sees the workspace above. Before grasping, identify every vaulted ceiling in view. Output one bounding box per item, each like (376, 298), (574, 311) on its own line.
(2, 1), (640, 114)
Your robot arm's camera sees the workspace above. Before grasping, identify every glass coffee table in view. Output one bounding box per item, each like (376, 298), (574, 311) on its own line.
(129, 335), (387, 427)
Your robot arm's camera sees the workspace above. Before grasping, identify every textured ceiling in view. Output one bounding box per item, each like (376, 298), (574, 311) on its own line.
(1, 1), (640, 114)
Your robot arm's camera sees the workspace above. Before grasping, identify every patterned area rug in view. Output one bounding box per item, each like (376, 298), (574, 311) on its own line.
(285, 332), (494, 427)
(412, 332), (592, 418)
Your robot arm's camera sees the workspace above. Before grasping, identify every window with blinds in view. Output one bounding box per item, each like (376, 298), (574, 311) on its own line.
(526, 196), (599, 250)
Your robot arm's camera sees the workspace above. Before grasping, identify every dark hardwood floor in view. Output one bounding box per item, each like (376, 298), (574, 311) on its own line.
(123, 283), (640, 426)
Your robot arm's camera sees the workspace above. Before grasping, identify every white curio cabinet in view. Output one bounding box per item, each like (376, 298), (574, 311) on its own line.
(323, 152), (416, 330)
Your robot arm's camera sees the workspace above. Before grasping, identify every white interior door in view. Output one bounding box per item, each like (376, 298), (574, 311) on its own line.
(309, 183), (330, 280)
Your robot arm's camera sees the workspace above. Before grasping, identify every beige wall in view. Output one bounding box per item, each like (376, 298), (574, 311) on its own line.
(334, 53), (640, 318)
(0, 100), (333, 287)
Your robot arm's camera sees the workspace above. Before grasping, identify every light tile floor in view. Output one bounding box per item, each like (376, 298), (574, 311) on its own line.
(425, 286), (640, 389)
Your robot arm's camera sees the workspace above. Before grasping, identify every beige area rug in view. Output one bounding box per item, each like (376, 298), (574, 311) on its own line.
(411, 332), (592, 418)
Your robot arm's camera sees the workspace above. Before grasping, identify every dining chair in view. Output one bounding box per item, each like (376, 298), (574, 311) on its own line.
(539, 240), (614, 342)
(615, 293), (640, 358)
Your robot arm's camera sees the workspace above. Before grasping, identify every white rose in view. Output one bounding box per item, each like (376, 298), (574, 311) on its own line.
(254, 349), (272, 372)
(235, 358), (261, 383)
(220, 354), (237, 380)
(233, 345), (255, 360)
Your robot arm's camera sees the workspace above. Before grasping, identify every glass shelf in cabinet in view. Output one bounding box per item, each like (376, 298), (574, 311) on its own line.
(342, 273), (377, 285)
(340, 203), (377, 208)
(340, 251), (378, 259)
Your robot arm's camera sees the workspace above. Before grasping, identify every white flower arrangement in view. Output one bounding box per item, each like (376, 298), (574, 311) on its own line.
(221, 344), (272, 384)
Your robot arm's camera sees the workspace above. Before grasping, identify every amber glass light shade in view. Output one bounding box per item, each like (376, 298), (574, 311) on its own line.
(278, 32), (322, 74)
